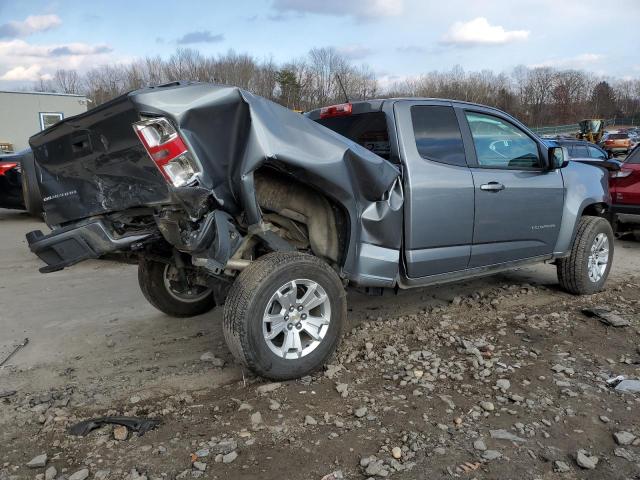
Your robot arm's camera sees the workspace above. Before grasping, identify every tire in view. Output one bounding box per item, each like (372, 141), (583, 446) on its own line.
(557, 216), (614, 295)
(20, 153), (43, 218)
(138, 259), (216, 317)
(223, 252), (346, 380)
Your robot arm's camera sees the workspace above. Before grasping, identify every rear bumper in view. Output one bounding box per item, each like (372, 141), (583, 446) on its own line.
(26, 219), (154, 273)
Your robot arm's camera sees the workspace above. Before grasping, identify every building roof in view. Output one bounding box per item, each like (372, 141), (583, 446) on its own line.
(0, 90), (86, 98)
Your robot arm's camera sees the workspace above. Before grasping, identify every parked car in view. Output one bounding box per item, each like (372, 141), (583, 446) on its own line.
(0, 153), (25, 210)
(603, 132), (634, 156)
(0, 149), (42, 216)
(25, 82), (614, 380)
(545, 138), (622, 172)
(611, 145), (640, 229)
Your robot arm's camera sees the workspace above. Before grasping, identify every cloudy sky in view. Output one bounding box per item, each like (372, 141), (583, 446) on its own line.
(0, 0), (638, 89)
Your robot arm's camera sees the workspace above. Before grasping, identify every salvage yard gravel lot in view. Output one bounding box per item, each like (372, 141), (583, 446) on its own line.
(1, 208), (640, 479)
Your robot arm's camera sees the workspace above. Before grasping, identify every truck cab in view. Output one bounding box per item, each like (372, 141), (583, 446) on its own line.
(307, 99), (609, 287)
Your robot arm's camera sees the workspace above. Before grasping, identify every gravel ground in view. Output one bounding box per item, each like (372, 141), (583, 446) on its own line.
(1, 208), (640, 480)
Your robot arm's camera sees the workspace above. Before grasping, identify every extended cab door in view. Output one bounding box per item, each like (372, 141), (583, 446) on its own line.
(394, 100), (475, 278)
(459, 108), (565, 267)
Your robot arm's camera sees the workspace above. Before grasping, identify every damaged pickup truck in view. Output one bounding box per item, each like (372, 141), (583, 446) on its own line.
(27, 82), (614, 379)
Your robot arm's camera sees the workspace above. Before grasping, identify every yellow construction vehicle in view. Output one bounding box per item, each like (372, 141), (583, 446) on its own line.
(576, 119), (605, 143)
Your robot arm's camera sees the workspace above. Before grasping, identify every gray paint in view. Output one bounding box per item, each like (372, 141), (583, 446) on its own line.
(0, 91), (87, 151)
(553, 160), (610, 255)
(393, 100), (475, 277)
(29, 83), (403, 284)
(468, 168), (564, 266)
(26, 84), (611, 290)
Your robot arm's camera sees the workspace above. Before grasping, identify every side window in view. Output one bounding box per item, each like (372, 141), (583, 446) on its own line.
(410, 106), (466, 167)
(572, 145), (589, 158)
(465, 111), (541, 169)
(588, 146), (606, 160)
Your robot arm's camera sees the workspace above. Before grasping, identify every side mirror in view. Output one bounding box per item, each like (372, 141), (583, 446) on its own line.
(548, 146), (570, 169)
(607, 151), (613, 159)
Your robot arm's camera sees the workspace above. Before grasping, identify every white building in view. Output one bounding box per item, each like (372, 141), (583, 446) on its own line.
(0, 90), (89, 153)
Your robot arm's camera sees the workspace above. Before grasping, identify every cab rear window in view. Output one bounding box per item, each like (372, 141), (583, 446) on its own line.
(316, 112), (391, 160)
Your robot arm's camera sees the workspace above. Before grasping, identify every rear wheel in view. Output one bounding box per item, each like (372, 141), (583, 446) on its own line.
(557, 216), (614, 295)
(20, 154), (43, 218)
(138, 259), (216, 317)
(223, 252), (346, 380)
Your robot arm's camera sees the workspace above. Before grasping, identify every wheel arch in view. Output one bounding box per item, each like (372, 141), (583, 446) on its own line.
(252, 165), (351, 270)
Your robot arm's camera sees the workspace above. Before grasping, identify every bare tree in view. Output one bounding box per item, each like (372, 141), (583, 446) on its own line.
(32, 47), (638, 126)
(53, 69), (82, 94)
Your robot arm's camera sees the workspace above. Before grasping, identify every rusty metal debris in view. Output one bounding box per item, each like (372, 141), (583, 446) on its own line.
(457, 461), (482, 474)
(0, 338), (29, 367)
(582, 307), (630, 327)
(68, 416), (160, 437)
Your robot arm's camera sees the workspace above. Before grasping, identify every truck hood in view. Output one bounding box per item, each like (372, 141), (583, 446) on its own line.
(30, 82), (400, 227)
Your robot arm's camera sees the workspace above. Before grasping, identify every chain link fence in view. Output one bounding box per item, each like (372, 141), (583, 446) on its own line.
(531, 117), (639, 137)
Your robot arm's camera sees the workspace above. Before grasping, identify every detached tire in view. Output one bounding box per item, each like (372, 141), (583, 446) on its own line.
(138, 259), (216, 317)
(557, 216), (614, 295)
(223, 252), (346, 380)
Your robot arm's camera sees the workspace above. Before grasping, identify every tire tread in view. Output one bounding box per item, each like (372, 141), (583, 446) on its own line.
(557, 216), (613, 295)
(223, 252), (345, 380)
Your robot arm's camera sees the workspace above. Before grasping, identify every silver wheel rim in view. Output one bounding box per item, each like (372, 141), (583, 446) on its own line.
(262, 279), (331, 359)
(587, 233), (609, 283)
(163, 264), (212, 303)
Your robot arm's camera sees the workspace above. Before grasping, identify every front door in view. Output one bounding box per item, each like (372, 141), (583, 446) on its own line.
(460, 109), (565, 267)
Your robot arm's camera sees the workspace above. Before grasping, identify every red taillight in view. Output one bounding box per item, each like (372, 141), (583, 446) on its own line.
(320, 103), (353, 119)
(133, 117), (201, 187)
(0, 162), (18, 176)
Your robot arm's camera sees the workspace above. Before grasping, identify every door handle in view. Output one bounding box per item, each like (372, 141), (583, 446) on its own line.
(480, 182), (505, 192)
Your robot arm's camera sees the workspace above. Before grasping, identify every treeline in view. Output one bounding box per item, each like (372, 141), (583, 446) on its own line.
(388, 66), (640, 127)
(33, 47), (640, 127)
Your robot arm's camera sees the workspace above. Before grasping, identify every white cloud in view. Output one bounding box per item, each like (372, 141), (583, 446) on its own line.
(441, 17), (529, 46)
(0, 65), (51, 81)
(335, 44), (372, 60)
(0, 39), (116, 85)
(0, 39), (112, 57)
(0, 14), (62, 38)
(271, 0), (403, 20)
(528, 53), (604, 69)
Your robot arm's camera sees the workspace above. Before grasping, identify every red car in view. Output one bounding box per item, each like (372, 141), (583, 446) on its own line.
(610, 145), (640, 228)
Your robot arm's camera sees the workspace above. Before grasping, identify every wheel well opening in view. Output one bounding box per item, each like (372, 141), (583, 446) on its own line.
(581, 202), (609, 218)
(252, 166), (349, 268)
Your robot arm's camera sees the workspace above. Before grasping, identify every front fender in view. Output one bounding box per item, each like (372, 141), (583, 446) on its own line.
(554, 162), (610, 256)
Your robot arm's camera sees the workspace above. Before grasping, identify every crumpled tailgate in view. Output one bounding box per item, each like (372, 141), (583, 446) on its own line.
(29, 95), (170, 226)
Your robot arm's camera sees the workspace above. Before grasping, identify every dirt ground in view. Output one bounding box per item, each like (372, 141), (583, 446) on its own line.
(1, 208), (640, 480)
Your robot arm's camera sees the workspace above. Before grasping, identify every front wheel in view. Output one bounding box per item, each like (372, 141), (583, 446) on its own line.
(223, 252), (346, 380)
(138, 259), (216, 317)
(557, 216), (614, 295)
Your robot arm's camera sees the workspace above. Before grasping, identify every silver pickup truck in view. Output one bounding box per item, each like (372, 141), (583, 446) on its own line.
(26, 82), (613, 380)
